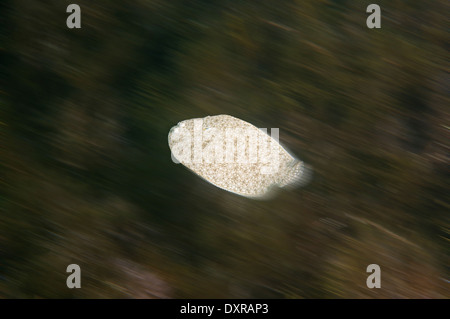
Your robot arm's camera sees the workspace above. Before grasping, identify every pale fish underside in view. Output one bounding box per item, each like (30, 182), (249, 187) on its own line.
(168, 114), (309, 199)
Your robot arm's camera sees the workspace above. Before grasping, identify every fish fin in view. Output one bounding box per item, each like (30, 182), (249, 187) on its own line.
(279, 161), (312, 189)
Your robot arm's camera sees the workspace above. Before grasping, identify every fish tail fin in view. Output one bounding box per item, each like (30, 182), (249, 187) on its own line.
(279, 160), (312, 189)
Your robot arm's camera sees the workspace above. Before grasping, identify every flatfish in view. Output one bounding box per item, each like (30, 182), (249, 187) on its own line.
(168, 114), (309, 198)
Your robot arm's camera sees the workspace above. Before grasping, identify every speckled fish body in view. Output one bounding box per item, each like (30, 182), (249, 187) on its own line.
(168, 115), (307, 199)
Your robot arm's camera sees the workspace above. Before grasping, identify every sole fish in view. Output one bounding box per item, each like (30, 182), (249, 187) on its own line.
(168, 114), (310, 199)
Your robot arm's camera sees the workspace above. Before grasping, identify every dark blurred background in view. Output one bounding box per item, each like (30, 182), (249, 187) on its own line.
(0, 0), (448, 298)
